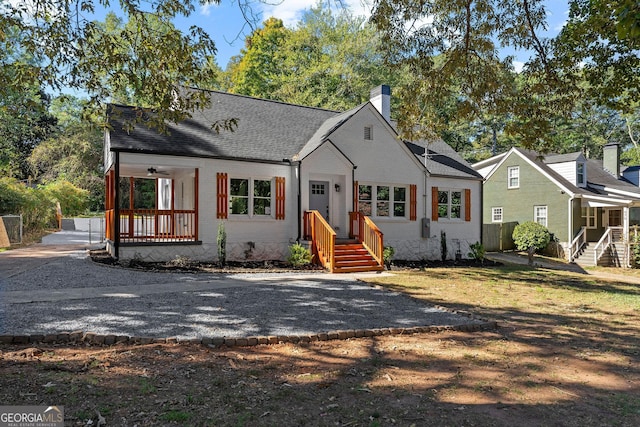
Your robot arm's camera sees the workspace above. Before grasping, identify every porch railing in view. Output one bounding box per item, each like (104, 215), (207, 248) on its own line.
(593, 226), (624, 266)
(349, 211), (384, 267)
(304, 210), (336, 271)
(570, 226), (587, 262)
(118, 209), (197, 243)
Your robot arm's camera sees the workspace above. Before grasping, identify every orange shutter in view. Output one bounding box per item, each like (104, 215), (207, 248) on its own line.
(275, 177), (286, 220)
(431, 186), (439, 221)
(217, 172), (228, 219)
(465, 189), (471, 222)
(410, 184), (417, 221)
(353, 180), (359, 212)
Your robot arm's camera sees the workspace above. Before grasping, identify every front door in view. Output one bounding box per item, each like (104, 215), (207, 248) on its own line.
(609, 209), (622, 227)
(309, 181), (330, 221)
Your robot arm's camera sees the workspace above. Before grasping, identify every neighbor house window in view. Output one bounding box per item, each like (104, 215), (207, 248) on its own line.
(492, 207), (503, 223)
(438, 190), (462, 219)
(508, 166), (519, 189)
(230, 178), (272, 216)
(534, 205), (548, 227)
(359, 184), (407, 218)
(577, 163), (585, 185)
(582, 207), (596, 229)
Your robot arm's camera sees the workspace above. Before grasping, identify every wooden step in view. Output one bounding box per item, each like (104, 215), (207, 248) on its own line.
(331, 241), (383, 273)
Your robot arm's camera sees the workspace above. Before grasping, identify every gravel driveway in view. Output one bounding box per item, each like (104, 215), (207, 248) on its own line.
(0, 241), (490, 341)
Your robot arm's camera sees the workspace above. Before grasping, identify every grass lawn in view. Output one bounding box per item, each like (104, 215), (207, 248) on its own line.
(1, 264), (639, 426)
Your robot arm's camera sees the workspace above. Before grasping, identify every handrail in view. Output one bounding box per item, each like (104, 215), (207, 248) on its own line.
(305, 210), (336, 272)
(350, 211), (384, 268)
(594, 227), (613, 265)
(118, 208), (197, 242)
(570, 227), (587, 261)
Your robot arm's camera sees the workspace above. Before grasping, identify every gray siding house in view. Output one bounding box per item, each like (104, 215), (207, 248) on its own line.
(473, 144), (640, 267)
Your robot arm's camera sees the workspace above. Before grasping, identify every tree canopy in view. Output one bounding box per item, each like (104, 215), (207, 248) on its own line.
(1, 0), (220, 130)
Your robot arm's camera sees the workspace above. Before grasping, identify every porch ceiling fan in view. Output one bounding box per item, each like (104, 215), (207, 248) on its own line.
(147, 167), (170, 176)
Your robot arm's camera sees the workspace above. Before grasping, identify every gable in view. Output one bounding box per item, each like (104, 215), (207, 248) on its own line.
(327, 104), (424, 182)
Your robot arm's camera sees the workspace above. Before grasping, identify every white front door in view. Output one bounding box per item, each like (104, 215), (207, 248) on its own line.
(309, 181), (330, 221)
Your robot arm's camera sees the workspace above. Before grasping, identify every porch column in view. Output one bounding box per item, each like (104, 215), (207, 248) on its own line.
(194, 168), (199, 241)
(624, 206), (630, 267)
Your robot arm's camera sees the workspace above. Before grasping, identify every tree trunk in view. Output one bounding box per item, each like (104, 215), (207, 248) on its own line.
(527, 246), (536, 266)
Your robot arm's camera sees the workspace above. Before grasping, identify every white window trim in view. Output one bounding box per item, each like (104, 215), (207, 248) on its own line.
(534, 205), (548, 227)
(492, 207), (503, 223)
(229, 177), (274, 219)
(582, 206), (596, 229)
(438, 189), (464, 221)
(358, 183), (408, 219)
(577, 163), (585, 186)
(508, 166), (520, 189)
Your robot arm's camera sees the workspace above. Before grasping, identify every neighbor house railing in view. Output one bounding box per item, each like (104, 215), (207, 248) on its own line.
(570, 226), (587, 262)
(594, 227), (612, 266)
(304, 210), (336, 272)
(118, 209), (197, 243)
(349, 211), (384, 267)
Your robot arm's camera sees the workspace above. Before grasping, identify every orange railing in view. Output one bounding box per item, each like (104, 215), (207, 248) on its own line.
(304, 210), (336, 272)
(349, 211), (384, 267)
(118, 209), (197, 243)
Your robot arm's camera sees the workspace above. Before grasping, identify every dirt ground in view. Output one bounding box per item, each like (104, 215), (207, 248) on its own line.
(1, 265), (639, 426)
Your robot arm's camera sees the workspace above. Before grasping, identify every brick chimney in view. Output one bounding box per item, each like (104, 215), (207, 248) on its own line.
(603, 143), (620, 177)
(370, 85), (391, 122)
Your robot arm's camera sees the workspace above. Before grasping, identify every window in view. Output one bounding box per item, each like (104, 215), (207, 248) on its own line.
(577, 163), (585, 185)
(438, 190), (462, 219)
(492, 207), (503, 223)
(358, 184), (407, 218)
(364, 125), (373, 140)
(508, 166), (519, 188)
(311, 183), (325, 195)
(230, 178), (272, 216)
(581, 207), (596, 229)
(534, 205), (548, 227)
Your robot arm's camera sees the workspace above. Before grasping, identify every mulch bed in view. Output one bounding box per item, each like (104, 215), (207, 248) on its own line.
(89, 249), (500, 273)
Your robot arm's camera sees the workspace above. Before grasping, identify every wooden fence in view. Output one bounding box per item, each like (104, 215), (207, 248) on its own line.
(482, 221), (518, 252)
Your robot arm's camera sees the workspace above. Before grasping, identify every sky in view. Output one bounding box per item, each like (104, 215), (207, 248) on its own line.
(94, 0), (571, 71)
(178, 0), (570, 70)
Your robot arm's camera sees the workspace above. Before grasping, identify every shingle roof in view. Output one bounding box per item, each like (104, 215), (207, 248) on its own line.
(108, 89), (479, 180)
(405, 139), (483, 179)
(108, 90), (339, 163)
(544, 152), (583, 164)
(294, 104), (365, 161)
(479, 147), (640, 199)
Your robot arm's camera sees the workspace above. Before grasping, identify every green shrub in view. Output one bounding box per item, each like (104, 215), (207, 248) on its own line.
(0, 177), (55, 232)
(468, 241), (485, 263)
(287, 243), (313, 267)
(41, 180), (89, 216)
(217, 221), (227, 266)
(512, 221), (551, 265)
(383, 246), (395, 269)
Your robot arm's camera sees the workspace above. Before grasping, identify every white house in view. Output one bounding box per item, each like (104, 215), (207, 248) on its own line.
(104, 86), (483, 272)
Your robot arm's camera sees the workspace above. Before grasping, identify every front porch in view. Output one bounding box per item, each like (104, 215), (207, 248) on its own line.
(104, 164), (200, 257)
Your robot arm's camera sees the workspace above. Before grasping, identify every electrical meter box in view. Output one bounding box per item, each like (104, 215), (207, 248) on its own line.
(421, 217), (430, 238)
